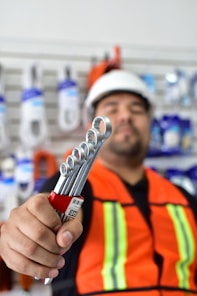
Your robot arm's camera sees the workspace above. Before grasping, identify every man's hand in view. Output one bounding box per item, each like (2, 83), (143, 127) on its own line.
(0, 193), (83, 279)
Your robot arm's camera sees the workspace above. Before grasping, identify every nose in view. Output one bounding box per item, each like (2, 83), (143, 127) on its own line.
(118, 105), (133, 122)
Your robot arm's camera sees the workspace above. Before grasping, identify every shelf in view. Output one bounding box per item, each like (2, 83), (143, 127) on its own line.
(145, 154), (197, 171)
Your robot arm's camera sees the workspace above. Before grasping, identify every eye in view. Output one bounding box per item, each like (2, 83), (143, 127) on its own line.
(107, 107), (118, 115)
(103, 104), (118, 115)
(130, 104), (146, 115)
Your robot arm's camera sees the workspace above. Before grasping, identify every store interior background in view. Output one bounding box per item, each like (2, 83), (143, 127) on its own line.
(0, 0), (197, 294)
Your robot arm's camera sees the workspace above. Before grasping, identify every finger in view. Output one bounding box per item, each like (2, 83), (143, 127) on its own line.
(8, 228), (64, 268)
(11, 206), (60, 254)
(56, 217), (83, 250)
(1, 220), (64, 270)
(3, 247), (62, 279)
(26, 193), (62, 231)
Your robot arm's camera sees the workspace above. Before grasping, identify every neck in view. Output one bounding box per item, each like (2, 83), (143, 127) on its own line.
(98, 151), (145, 185)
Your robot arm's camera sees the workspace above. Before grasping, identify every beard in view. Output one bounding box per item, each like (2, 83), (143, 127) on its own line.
(109, 137), (147, 158)
(107, 124), (149, 162)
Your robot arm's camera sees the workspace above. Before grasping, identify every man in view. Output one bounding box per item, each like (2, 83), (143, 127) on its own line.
(0, 70), (197, 296)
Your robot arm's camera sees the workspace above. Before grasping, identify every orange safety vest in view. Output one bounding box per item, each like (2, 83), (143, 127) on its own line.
(76, 160), (197, 296)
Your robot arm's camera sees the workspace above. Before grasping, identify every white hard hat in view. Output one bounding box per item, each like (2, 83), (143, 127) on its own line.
(85, 69), (153, 109)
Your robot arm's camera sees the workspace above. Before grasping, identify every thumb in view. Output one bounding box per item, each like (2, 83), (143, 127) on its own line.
(56, 218), (83, 252)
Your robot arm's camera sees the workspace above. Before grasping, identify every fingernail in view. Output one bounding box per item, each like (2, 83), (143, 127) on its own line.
(57, 257), (65, 269)
(62, 231), (73, 247)
(48, 269), (59, 278)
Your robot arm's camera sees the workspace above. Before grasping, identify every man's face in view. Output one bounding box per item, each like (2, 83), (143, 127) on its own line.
(94, 92), (151, 161)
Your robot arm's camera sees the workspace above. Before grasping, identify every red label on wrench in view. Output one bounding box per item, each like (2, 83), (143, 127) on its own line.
(49, 191), (84, 216)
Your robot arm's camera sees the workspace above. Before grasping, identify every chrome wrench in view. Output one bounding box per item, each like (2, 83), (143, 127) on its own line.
(44, 116), (112, 284)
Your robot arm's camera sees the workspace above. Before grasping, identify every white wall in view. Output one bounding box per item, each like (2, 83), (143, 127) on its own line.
(0, 0), (197, 171)
(0, 0), (197, 48)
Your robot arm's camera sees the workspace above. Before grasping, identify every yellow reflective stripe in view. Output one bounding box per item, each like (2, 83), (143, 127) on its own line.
(102, 202), (127, 290)
(167, 204), (195, 289)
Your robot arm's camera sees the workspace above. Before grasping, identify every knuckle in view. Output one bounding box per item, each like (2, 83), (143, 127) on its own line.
(5, 260), (17, 271)
(24, 241), (38, 257)
(9, 207), (18, 219)
(28, 195), (43, 212)
(34, 225), (46, 241)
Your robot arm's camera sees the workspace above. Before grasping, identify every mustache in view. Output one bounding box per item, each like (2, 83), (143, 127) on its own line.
(114, 123), (139, 135)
